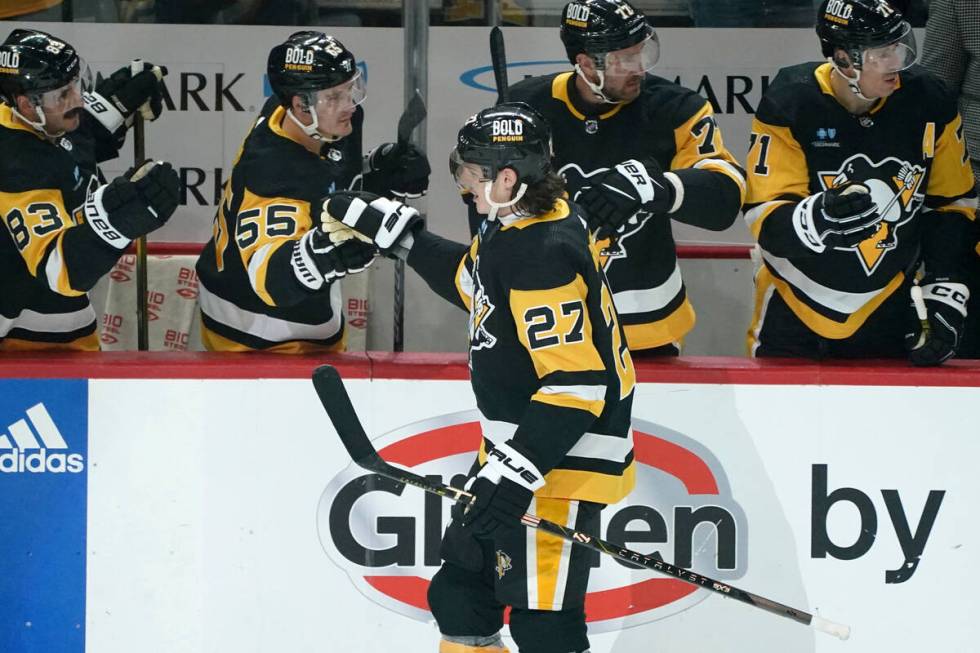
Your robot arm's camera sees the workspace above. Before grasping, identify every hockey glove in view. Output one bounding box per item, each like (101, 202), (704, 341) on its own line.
(364, 142), (431, 199)
(452, 440), (545, 538)
(85, 62), (167, 135)
(290, 229), (376, 292)
(84, 160), (179, 249)
(906, 276), (969, 366)
(319, 191), (423, 254)
(793, 183), (882, 253)
(579, 158), (675, 239)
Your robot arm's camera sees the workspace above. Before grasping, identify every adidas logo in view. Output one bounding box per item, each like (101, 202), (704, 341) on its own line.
(0, 403), (84, 474)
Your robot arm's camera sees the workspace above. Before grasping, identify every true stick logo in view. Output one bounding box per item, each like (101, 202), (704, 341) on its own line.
(317, 412), (748, 632)
(0, 402), (85, 474)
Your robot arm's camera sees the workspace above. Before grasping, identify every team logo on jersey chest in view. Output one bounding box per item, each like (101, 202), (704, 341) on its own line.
(469, 268), (497, 352)
(559, 163), (651, 265)
(819, 153), (926, 274)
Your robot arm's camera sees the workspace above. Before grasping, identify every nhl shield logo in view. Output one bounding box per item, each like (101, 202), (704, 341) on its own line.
(585, 119), (598, 134)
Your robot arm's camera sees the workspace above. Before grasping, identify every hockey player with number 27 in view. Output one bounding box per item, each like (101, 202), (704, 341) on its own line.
(0, 28), (179, 350)
(318, 103), (635, 653)
(744, 0), (977, 364)
(195, 31), (430, 352)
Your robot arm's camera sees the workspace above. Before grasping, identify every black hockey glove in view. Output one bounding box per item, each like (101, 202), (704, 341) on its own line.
(319, 190), (423, 254)
(451, 440), (544, 538)
(85, 62), (167, 135)
(84, 161), (179, 249)
(906, 276), (969, 366)
(793, 183), (882, 252)
(290, 229), (376, 292)
(578, 158), (675, 239)
(364, 142), (431, 199)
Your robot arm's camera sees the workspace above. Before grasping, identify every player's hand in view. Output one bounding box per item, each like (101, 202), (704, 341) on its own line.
(365, 141), (431, 199)
(290, 229), (376, 291)
(100, 61), (167, 121)
(906, 276), (969, 366)
(85, 161), (179, 248)
(451, 440), (544, 537)
(794, 183), (882, 252)
(319, 190), (423, 254)
(579, 158), (674, 239)
(86, 62), (167, 133)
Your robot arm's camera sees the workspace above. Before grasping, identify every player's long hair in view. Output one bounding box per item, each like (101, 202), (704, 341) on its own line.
(514, 171), (566, 216)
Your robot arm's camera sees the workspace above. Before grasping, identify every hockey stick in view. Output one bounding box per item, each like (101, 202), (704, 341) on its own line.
(131, 59), (149, 351)
(397, 89), (427, 150)
(311, 364), (851, 640)
(489, 26), (509, 104)
(392, 89), (427, 352)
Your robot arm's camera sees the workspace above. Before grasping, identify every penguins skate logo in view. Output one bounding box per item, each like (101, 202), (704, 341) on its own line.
(469, 268), (497, 352)
(819, 153), (925, 275)
(317, 412), (748, 633)
(559, 163), (650, 265)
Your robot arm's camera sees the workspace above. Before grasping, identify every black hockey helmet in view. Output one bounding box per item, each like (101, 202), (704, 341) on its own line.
(816, 0), (916, 71)
(450, 102), (552, 186)
(559, 0), (654, 66)
(267, 31), (359, 107)
(0, 29), (81, 105)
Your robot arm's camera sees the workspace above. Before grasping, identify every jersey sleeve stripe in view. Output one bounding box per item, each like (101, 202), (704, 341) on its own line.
(43, 233), (83, 296)
(693, 158), (748, 195)
(612, 263), (682, 314)
(744, 200), (794, 239)
(481, 417), (631, 463)
(760, 264), (905, 338)
(247, 241), (282, 306)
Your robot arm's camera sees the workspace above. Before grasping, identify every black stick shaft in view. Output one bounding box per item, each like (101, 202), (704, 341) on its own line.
(133, 112), (148, 351)
(490, 27), (509, 104)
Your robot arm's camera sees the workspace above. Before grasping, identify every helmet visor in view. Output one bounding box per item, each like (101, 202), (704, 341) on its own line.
(311, 70), (366, 111)
(603, 29), (659, 77)
(34, 58), (90, 112)
(450, 148), (492, 193)
(861, 23), (917, 73)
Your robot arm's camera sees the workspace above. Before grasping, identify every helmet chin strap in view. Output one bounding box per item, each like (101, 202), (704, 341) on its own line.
(13, 101), (66, 138)
(829, 58), (879, 102)
(286, 105), (344, 143)
(483, 179), (528, 224)
(574, 63), (625, 105)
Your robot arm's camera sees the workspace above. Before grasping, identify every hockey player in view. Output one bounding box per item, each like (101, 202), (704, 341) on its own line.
(501, 0), (746, 356)
(0, 28), (179, 350)
(194, 31), (430, 352)
(319, 103), (635, 653)
(744, 0), (977, 364)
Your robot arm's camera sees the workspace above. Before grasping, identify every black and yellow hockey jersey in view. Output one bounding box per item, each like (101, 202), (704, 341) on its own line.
(508, 72), (746, 351)
(744, 63), (978, 350)
(0, 104), (122, 350)
(408, 199), (635, 505)
(195, 98), (364, 352)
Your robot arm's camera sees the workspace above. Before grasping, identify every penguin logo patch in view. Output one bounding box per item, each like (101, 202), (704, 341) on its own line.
(819, 153), (926, 274)
(495, 550), (513, 579)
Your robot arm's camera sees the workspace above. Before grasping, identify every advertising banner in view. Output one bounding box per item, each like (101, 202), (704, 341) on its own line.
(1, 372), (975, 652)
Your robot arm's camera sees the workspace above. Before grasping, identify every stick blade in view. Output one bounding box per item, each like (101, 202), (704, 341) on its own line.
(311, 365), (379, 464)
(490, 26), (509, 104)
(397, 89), (427, 147)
